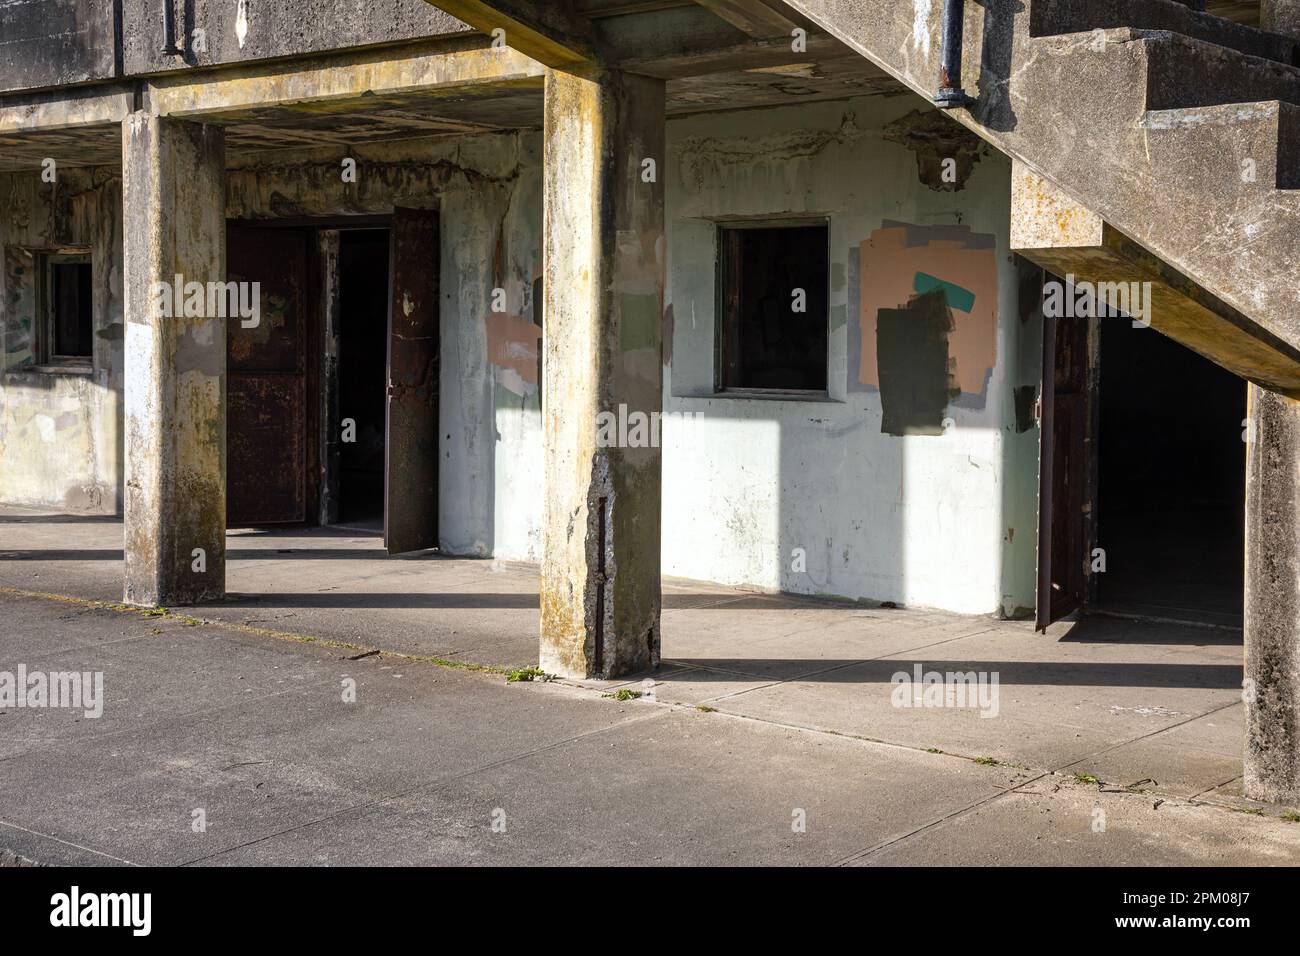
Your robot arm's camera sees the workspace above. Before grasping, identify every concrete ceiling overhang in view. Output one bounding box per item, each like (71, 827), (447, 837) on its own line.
(0, 1), (906, 172)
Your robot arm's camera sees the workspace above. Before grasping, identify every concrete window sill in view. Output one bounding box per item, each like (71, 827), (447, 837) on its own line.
(3, 364), (94, 379)
(705, 389), (839, 404)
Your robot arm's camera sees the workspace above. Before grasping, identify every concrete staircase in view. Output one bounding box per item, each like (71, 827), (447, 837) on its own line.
(781, 0), (1300, 395)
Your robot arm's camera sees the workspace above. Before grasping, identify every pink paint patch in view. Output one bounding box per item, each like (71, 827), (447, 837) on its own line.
(858, 223), (998, 395)
(486, 312), (542, 385)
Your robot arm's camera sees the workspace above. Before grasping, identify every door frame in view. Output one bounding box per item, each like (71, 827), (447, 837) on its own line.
(227, 215), (395, 534)
(1035, 271), (1101, 631)
(315, 218), (394, 530)
(225, 220), (322, 528)
(226, 212), (441, 553)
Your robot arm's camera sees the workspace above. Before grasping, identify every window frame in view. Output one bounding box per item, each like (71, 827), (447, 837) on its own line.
(713, 216), (831, 399)
(37, 250), (94, 369)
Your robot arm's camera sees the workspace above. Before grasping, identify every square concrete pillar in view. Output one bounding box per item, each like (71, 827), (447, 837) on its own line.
(540, 67), (665, 679)
(1244, 386), (1300, 803)
(121, 114), (227, 606)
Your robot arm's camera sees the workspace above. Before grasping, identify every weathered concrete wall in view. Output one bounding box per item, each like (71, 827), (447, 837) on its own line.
(0, 0), (119, 94)
(0, 0), (472, 95)
(122, 0), (469, 75)
(467, 94), (1038, 616)
(226, 131), (542, 557)
(0, 97), (1039, 617)
(0, 166), (124, 512)
(662, 94), (1038, 616)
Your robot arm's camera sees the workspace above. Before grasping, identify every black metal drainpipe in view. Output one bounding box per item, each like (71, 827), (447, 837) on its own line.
(934, 0), (968, 108)
(162, 0), (182, 56)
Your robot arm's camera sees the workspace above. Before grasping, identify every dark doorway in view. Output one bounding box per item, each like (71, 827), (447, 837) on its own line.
(226, 225), (314, 527)
(1095, 317), (1246, 628)
(337, 230), (390, 527)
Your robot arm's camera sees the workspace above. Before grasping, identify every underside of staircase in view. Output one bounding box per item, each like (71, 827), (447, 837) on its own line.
(782, 0), (1300, 396)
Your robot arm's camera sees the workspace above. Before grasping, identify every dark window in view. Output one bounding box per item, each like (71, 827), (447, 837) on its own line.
(717, 221), (828, 392)
(43, 254), (93, 363)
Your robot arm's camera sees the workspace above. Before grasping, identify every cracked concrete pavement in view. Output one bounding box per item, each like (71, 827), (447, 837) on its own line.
(1, 510), (1298, 864)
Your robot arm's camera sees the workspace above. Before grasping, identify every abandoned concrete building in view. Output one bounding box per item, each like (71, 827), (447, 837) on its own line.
(0, 0), (1298, 800)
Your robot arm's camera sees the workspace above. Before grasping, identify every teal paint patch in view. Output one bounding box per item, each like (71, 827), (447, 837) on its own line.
(913, 272), (975, 313)
(831, 261), (846, 292)
(830, 304), (847, 331)
(619, 294), (660, 352)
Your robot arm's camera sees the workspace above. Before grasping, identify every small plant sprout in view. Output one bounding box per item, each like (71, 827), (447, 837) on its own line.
(506, 666), (545, 683)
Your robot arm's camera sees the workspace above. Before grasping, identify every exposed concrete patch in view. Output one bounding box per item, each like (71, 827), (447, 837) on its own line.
(882, 107), (987, 192)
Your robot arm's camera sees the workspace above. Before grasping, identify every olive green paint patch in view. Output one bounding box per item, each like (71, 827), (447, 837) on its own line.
(831, 261), (846, 292)
(877, 288), (960, 436)
(619, 294), (660, 352)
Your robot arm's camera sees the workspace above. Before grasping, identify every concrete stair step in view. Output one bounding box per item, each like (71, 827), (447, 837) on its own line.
(1140, 100), (1300, 189)
(1029, 0), (1299, 67)
(1141, 30), (1300, 110)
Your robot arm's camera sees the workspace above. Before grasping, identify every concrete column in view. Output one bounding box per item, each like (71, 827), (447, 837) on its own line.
(1244, 386), (1300, 803)
(539, 67), (665, 679)
(121, 114), (227, 606)
(1262, 1), (1300, 39)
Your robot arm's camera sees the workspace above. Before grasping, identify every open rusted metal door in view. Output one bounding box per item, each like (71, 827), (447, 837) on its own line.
(384, 207), (440, 555)
(227, 226), (310, 527)
(1036, 294), (1090, 631)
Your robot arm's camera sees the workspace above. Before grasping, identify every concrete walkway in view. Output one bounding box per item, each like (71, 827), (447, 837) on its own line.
(1, 508), (1298, 865)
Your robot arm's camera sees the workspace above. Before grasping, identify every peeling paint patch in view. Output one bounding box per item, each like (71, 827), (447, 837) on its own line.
(235, 0), (250, 48)
(675, 113), (867, 191)
(913, 0), (933, 57)
(486, 312), (541, 394)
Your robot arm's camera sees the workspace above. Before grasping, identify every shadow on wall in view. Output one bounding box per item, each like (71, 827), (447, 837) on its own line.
(662, 210), (1040, 617)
